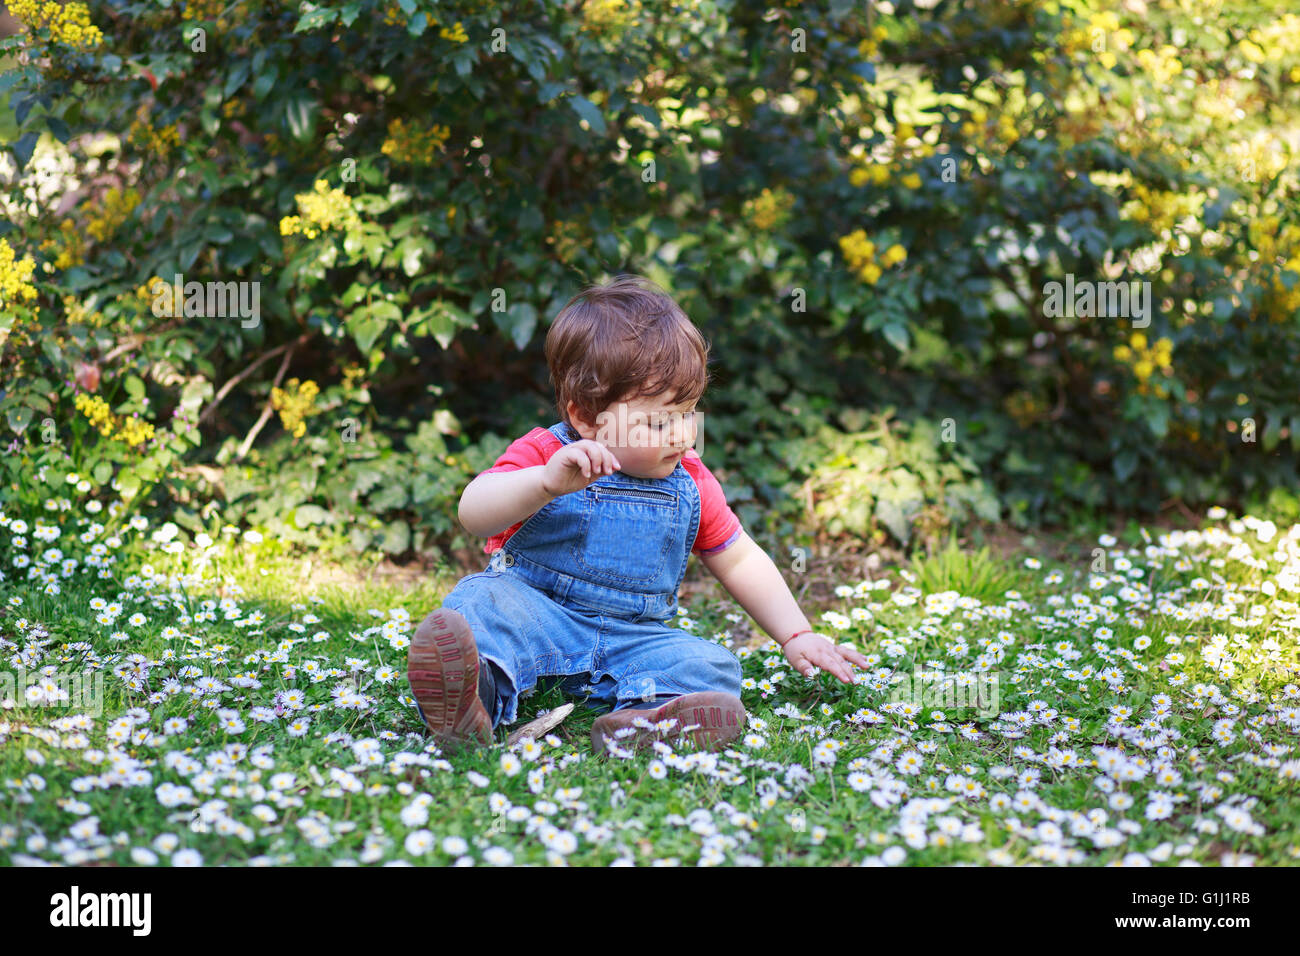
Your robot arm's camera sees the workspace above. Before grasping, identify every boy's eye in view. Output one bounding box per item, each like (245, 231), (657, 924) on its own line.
(655, 411), (695, 430)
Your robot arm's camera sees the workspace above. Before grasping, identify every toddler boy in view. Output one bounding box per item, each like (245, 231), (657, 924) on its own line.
(407, 274), (868, 756)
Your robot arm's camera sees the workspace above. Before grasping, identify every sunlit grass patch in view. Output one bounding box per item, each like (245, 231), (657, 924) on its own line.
(2, 501), (1299, 866)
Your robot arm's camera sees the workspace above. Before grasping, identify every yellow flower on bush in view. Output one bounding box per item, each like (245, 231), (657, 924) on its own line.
(839, 230), (907, 285)
(129, 109), (182, 158)
(1059, 9), (1131, 69)
(382, 2), (405, 26)
(1226, 132), (1289, 185)
(0, 239), (39, 308)
(135, 275), (168, 308)
(86, 187), (142, 243)
(742, 187), (795, 232)
(74, 392), (157, 448)
(858, 261), (883, 285)
(1239, 40), (1266, 64)
(1114, 332), (1173, 390)
(900, 171), (922, 189)
(280, 180), (361, 239)
(114, 416), (155, 447)
(74, 393), (115, 438)
(439, 21), (468, 43)
(880, 244), (907, 267)
(62, 295), (106, 328)
(850, 164), (891, 187)
(9, 0), (103, 50)
(857, 24), (888, 58)
(381, 118), (451, 165)
(1135, 46), (1183, 85)
(1004, 390), (1044, 427)
(547, 219), (585, 263)
(271, 378), (320, 439)
(1245, 14), (1300, 64)
(582, 0), (641, 34)
(1249, 217), (1300, 318)
(996, 114), (1019, 145)
(840, 229), (874, 264)
(1121, 184), (1204, 241)
(39, 219), (85, 271)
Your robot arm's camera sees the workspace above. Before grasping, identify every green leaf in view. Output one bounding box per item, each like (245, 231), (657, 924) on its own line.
(5, 404), (33, 433)
(180, 379), (213, 413)
(294, 7), (338, 32)
(252, 66), (278, 101)
(223, 61), (251, 98)
(46, 116), (70, 143)
(339, 1), (362, 27)
(1113, 450), (1138, 482)
(398, 236), (432, 277)
(284, 94), (319, 141)
(410, 301), (461, 349)
(568, 95), (606, 136)
(179, 240), (204, 271)
(380, 519), (411, 554)
(1263, 416), (1282, 452)
(347, 301), (400, 354)
(124, 375), (146, 399)
(342, 282), (370, 307)
(630, 103), (661, 128)
(882, 322), (910, 352)
(11, 131), (39, 172)
(494, 301), (537, 350)
(1147, 402), (1169, 439)
(875, 498), (911, 544)
(294, 504), (329, 527)
(117, 471), (141, 500)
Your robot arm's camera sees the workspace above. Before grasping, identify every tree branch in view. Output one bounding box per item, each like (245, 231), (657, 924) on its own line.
(200, 331), (313, 425)
(102, 334), (148, 363)
(235, 341), (298, 461)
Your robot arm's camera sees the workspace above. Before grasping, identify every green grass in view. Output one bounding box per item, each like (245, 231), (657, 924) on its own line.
(909, 535), (1027, 603)
(1, 507), (1299, 866)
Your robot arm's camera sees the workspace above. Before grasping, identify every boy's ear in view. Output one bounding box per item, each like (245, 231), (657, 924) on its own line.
(565, 400), (595, 434)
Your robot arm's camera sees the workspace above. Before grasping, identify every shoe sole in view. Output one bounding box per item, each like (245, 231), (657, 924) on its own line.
(591, 691), (746, 756)
(407, 608), (493, 748)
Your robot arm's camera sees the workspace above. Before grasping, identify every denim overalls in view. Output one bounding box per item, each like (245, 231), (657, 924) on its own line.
(434, 420), (743, 728)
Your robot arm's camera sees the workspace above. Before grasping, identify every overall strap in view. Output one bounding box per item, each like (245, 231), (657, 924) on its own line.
(548, 421), (580, 445)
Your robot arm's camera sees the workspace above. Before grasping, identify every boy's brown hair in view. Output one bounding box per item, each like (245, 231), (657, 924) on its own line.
(545, 274), (711, 428)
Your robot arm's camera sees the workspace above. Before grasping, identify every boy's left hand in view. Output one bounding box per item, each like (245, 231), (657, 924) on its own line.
(782, 632), (871, 684)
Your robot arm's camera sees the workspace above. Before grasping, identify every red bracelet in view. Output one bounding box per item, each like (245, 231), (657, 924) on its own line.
(784, 629), (814, 646)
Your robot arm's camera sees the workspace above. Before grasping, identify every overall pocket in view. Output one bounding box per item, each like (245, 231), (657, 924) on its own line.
(571, 483), (678, 586)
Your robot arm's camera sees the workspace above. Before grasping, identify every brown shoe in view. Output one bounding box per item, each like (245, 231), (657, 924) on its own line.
(407, 608), (493, 748)
(590, 691), (746, 757)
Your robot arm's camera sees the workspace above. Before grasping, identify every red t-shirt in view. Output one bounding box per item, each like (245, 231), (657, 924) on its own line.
(477, 427), (743, 558)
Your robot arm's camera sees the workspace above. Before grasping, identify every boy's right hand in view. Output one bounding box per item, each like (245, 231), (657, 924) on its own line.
(542, 440), (622, 498)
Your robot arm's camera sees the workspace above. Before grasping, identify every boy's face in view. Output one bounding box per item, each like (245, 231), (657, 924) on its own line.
(568, 392), (699, 479)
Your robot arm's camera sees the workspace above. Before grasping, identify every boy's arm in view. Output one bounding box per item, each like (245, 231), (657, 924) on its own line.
(458, 467), (555, 538)
(699, 530), (869, 683)
(698, 531), (812, 645)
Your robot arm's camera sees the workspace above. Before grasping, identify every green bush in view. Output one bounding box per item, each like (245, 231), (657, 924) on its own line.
(2, 0), (1298, 558)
